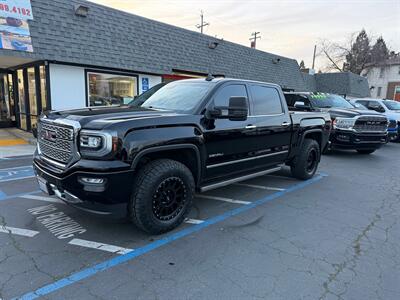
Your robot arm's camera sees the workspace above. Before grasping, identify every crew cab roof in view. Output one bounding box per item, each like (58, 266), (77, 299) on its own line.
(178, 77), (282, 89)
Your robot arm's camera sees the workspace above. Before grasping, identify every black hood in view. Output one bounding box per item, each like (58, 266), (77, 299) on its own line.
(322, 107), (384, 119)
(42, 105), (195, 131)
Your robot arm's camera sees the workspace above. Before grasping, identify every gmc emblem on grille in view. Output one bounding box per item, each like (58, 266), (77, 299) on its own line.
(41, 129), (57, 142)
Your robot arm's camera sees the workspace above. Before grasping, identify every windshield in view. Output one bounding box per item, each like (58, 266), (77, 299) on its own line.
(134, 81), (214, 113)
(309, 93), (354, 109)
(128, 83), (166, 106)
(383, 100), (400, 111)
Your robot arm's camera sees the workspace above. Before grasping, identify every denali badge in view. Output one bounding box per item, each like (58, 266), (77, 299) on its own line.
(209, 153), (224, 158)
(41, 129), (57, 142)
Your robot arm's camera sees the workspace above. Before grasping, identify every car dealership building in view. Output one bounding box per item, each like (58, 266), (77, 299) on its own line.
(0, 0), (370, 131)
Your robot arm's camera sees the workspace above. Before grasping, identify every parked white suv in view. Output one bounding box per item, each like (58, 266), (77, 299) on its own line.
(350, 98), (400, 142)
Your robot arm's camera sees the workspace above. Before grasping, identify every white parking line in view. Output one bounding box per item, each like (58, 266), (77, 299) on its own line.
(20, 194), (64, 203)
(234, 183), (286, 191)
(0, 175), (35, 183)
(68, 238), (133, 255)
(184, 218), (204, 224)
(0, 225), (39, 237)
(263, 174), (294, 181)
(0, 165), (32, 171)
(196, 195), (251, 205)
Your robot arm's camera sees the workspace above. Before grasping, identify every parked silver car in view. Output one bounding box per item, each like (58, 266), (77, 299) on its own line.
(350, 98), (400, 142)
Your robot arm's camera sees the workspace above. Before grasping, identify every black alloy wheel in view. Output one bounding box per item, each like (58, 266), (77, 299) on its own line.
(152, 177), (186, 221)
(306, 148), (318, 173)
(290, 139), (320, 180)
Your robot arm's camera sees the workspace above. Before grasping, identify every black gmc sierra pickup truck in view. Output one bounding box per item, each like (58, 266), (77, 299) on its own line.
(284, 92), (388, 154)
(33, 78), (330, 234)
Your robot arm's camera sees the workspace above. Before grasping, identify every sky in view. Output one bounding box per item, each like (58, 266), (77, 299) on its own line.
(90, 0), (399, 71)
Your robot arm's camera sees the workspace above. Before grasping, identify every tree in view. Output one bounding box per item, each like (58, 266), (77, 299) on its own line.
(370, 37), (389, 63)
(299, 60), (306, 70)
(318, 29), (392, 74)
(343, 29), (371, 74)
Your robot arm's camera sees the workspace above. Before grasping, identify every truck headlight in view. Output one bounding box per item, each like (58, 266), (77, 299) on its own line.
(333, 118), (356, 130)
(80, 135), (103, 149)
(79, 130), (117, 157)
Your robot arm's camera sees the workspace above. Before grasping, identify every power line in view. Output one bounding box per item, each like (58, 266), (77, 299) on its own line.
(249, 31), (261, 49)
(196, 10), (209, 34)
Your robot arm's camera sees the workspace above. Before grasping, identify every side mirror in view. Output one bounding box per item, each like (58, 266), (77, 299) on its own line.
(207, 96), (248, 121)
(294, 101), (311, 110)
(228, 96), (248, 121)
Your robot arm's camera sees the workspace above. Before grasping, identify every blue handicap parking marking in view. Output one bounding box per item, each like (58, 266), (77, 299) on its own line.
(0, 166), (35, 183)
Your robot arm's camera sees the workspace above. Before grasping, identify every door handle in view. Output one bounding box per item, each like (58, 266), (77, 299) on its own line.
(245, 125), (257, 129)
(281, 122), (290, 127)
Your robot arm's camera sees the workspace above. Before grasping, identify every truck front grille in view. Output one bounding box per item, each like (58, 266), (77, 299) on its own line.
(38, 121), (75, 164)
(353, 116), (388, 133)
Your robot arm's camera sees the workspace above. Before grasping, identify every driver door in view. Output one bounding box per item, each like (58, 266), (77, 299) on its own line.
(202, 83), (260, 182)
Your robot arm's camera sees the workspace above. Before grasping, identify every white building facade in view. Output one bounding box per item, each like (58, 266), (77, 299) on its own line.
(361, 57), (400, 101)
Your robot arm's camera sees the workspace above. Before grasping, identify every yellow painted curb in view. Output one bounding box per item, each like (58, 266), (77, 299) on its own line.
(0, 139), (29, 146)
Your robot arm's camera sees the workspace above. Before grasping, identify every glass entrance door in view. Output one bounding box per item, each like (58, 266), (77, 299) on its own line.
(17, 69), (28, 130)
(0, 74), (15, 128)
(15, 65), (48, 131)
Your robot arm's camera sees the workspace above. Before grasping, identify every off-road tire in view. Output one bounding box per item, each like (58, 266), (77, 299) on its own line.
(128, 159), (194, 234)
(291, 139), (320, 180)
(356, 149), (375, 155)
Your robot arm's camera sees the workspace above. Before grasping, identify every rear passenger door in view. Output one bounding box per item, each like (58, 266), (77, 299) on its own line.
(248, 84), (292, 166)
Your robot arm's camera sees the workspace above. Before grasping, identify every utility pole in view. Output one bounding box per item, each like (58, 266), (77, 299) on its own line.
(312, 45), (317, 70)
(249, 32), (261, 49)
(196, 10), (209, 34)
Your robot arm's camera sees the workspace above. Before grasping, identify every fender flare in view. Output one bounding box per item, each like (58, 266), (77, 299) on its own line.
(299, 128), (324, 150)
(131, 144), (202, 185)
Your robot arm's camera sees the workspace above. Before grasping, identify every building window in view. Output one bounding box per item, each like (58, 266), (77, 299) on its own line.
(379, 67), (384, 78)
(395, 86), (400, 102)
(87, 71), (138, 106)
(377, 87), (382, 97)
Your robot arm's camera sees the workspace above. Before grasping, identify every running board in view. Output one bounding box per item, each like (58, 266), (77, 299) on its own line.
(199, 166), (282, 192)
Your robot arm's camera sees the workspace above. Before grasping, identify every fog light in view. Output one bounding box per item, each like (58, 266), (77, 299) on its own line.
(79, 177), (105, 184)
(78, 177), (106, 192)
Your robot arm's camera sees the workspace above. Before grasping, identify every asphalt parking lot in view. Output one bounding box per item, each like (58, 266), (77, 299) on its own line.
(1, 144), (400, 300)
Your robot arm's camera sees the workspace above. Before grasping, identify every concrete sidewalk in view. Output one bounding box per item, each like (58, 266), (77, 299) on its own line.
(0, 128), (36, 158)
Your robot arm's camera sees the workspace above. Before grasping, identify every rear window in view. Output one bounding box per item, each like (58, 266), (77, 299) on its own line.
(250, 85), (283, 115)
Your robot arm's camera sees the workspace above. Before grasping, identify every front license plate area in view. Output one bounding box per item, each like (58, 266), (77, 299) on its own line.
(37, 176), (50, 194)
